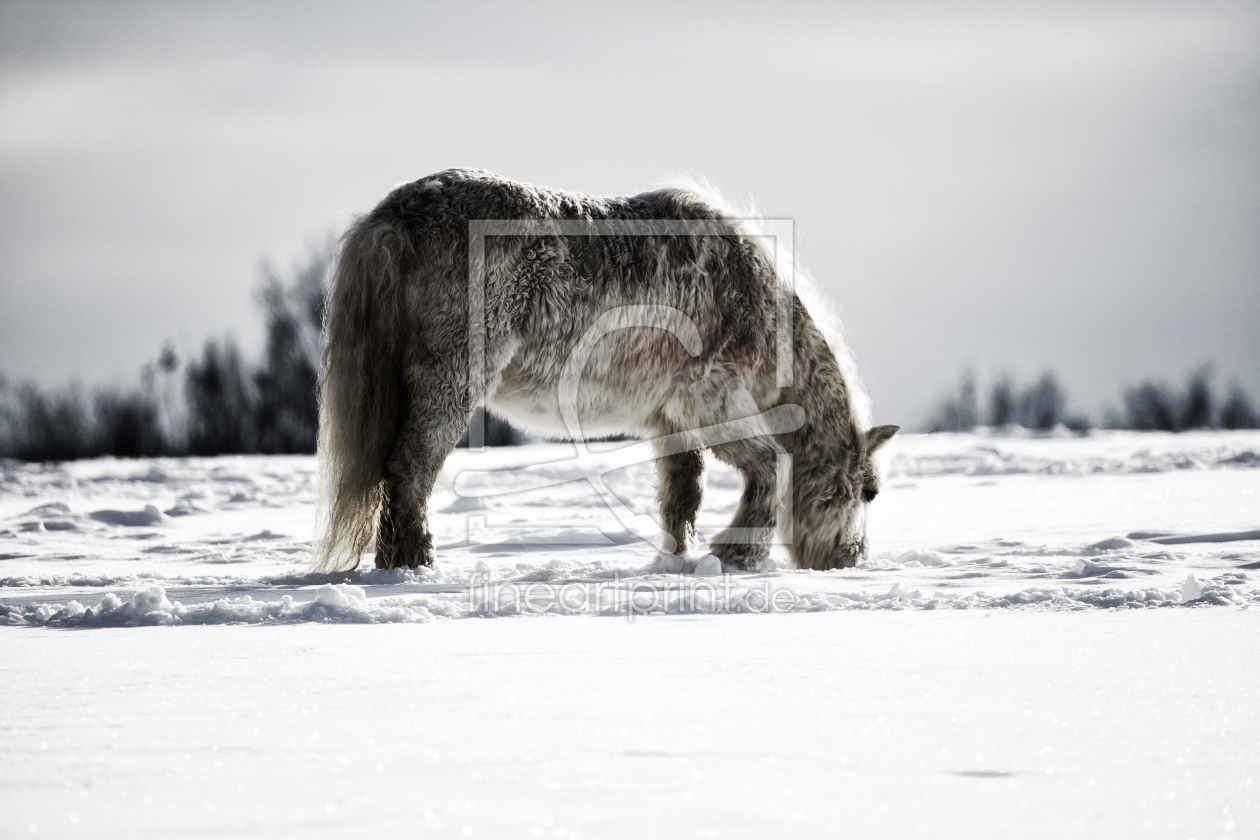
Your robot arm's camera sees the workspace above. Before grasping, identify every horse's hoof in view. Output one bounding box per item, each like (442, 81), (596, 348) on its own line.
(710, 551), (758, 572)
(404, 545), (436, 568)
(377, 541), (435, 570)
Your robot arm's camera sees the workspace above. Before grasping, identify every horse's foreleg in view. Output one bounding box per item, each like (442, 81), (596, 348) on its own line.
(654, 441), (705, 556)
(705, 388), (786, 570)
(708, 436), (782, 569)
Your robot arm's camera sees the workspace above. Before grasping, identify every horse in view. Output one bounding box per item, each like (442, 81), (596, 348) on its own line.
(314, 169), (897, 573)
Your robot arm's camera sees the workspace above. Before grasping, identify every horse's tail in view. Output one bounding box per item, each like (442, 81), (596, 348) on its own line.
(313, 215), (412, 572)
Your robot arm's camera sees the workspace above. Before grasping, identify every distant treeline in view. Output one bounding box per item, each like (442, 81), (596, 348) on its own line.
(6, 253), (1259, 460)
(0, 244), (518, 462)
(929, 368), (1259, 433)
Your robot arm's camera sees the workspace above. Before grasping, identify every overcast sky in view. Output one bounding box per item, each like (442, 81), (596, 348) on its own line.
(2, 0), (1257, 428)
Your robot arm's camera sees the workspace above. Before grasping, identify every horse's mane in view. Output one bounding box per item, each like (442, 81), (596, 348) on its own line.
(655, 175), (873, 431)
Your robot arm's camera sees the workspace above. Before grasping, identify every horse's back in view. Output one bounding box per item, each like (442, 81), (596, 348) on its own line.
(366, 170), (780, 436)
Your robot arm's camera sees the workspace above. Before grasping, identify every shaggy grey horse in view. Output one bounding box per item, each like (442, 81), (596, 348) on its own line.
(315, 169), (896, 573)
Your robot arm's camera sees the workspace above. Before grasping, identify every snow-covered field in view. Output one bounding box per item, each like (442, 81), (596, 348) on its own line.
(2, 430), (1258, 837)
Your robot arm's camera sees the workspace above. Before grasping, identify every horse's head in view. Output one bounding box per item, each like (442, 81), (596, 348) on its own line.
(790, 423), (899, 570)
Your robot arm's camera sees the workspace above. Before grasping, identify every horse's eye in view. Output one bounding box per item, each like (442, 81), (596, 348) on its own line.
(861, 487), (878, 503)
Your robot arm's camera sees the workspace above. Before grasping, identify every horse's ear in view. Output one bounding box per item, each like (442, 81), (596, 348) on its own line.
(866, 425), (899, 453)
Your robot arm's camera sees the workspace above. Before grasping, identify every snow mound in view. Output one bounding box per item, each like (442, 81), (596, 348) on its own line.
(163, 499), (203, 517)
(1180, 573), (1205, 602)
(23, 502), (72, 517)
(1067, 559), (1158, 579)
(1, 584), (434, 628)
(862, 549), (953, 569)
(1087, 538), (1135, 552)
(312, 582), (367, 608)
(896, 549), (952, 567)
(89, 505), (165, 527)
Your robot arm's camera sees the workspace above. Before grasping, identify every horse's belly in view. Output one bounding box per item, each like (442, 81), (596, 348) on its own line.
(488, 342), (677, 439)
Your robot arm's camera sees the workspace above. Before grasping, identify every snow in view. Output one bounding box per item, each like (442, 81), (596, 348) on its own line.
(2, 430), (1258, 836)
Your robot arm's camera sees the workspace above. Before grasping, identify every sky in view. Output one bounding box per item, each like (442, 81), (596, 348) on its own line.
(1, 0), (1257, 428)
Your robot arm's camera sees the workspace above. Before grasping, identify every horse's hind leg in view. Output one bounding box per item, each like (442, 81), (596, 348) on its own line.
(375, 357), (471, 569)
(654, 439), (705, 556)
